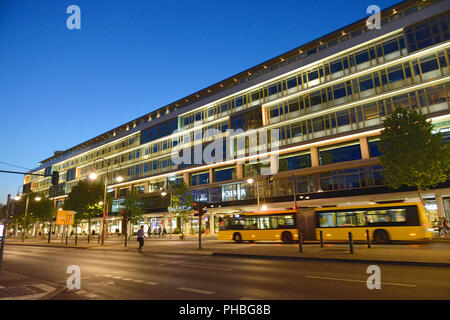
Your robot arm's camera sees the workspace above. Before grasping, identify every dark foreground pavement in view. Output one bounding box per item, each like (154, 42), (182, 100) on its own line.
(1, 245), (449, 300)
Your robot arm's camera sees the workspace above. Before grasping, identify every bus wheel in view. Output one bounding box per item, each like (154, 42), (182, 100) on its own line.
(281, 231), (293, 243)
(233, 233), (243, 243)
(373, 230), (390, 244)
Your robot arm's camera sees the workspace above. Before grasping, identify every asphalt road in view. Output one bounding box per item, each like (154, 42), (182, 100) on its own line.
(2, 245), (449, 300)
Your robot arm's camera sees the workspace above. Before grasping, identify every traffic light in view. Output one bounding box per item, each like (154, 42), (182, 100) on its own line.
(51, 171), (59, 186)
(192, 202), (198, 211)
(201, 205), (208, 214)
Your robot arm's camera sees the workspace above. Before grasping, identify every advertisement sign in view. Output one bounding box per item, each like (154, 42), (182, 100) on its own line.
(56, 210), (75, 225)
(0, 224), (4, 240)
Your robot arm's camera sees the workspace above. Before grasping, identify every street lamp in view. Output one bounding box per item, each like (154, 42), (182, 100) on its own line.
(161, 190), (173, 238)
(88, 158), (123, 245)
(14, 185), (42, 242)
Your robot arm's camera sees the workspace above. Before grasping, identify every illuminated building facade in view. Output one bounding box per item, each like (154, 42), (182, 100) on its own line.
(25, 0), (450, 234)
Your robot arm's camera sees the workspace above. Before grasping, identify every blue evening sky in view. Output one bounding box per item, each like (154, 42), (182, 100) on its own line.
(0, 0), (399, 204)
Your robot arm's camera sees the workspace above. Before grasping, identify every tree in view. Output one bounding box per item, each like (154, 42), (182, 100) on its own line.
(169, 181), (193, 238)
(378, 108), (450, 203)
(13, 192), (54, 238)
(119, 188), (143, 247)
(29, 195), (55, 237)
(64, 180), (104, 242)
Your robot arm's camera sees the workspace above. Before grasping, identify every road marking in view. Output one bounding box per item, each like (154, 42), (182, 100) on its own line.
(178, 287), (214, 295)
(0, 283), (56, 300)
(179, 264), (233, 271)
(133, 280), (145, 283)
(305, 275), (417, 287)
(145, 282), (158, 285)
(122, 278), (132, 281)
(112, 276), (123, 279)
(0, 285), (6, 289)
(73, 290), (88, 295)
(240, 297), (260, 300)
(84, 293), (99, 299)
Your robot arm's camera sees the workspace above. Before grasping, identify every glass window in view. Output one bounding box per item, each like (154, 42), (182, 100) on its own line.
(318, 212), (335, 227)
(319, 142), (362, 165)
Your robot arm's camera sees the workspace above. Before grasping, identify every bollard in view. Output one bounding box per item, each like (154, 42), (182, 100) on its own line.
(319, 230), (324, 248)
(298, 232), (303, 253)
(66, 235), (68, 245)
(348, 231), (354, 254)
(366, 229), (371, 248)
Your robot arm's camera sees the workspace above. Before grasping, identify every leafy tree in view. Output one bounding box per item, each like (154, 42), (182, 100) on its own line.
(64, 180), (104, 242)
(169, 180), (193, 238)
(378, 108), (450, 203)
(12, 192), (54, 237)
(28, 195), (55, 237)
(119, 188), (143, 246)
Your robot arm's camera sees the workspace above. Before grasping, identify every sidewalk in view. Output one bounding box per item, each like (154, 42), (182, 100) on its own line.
(5, 237), (450, 267)
(0, 271), (65, 300)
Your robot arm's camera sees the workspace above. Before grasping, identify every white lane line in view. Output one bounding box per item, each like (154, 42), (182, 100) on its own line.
(178, 287), (214, 295)
(122, 278), (132, 281)
(145, 282), (158, 285)
(84, 293), (99, 299)
(133, 280), (145, 283)
(112, 276), (123, 279)
(305, 275), (417, 287)
(179, 264), (233, 271)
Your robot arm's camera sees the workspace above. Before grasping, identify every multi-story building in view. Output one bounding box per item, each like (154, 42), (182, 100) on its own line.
(25, 0), (450, 235)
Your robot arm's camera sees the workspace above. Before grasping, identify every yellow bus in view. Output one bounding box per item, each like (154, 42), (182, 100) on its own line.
(218, 202), (432, 244)
(315, 202), (432, 243)
(218, 210), (299, 243)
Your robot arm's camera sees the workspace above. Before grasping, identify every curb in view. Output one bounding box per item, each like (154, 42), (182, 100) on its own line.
(5, 243), (89, 249)
(211, 252), (450, 268)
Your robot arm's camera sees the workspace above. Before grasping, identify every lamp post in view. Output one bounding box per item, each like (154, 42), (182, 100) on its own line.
(88, 158), (123, 245)
(161, 191), (173, 238)
(15, 185), (41, 242)
(247, 178), (260, 210)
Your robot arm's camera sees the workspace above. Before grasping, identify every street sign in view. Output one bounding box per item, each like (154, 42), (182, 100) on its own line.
(56, 210), (75, 225)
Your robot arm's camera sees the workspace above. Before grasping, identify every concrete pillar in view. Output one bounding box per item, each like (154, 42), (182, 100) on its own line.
(436, 194), (446, 218)
(183, 172), (189, 186)
(209, 168), (213, 184)
(270, 154), (278, 175)
(236, 163), (244, 179)
(359, 136), (370, 159)
(114, 188), (118, 198)
(261, 106), (270, 126)
(310, 147), (319, 167)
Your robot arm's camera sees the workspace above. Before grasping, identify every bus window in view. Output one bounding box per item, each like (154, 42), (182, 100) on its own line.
(231, 218), (245, 230)
(245, 217), (257, 230)
(336, 211), (366, 227)
(278, 215), (295, 229)
(257, 217), (271, 230)
(366, 208), (407, 224)
(270, 217), (278, 229)
(319, 212), (335, 227)
(388, 209), (407, 222)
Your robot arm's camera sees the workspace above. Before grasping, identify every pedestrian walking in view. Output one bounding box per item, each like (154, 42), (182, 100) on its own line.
(158, 226), (162, 238)
(162, 228), (167, 237)
(137, 225), (145, 253)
